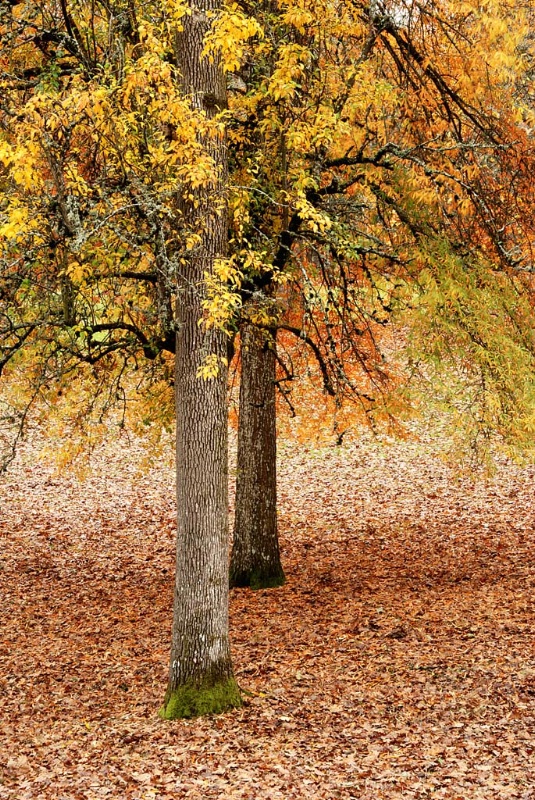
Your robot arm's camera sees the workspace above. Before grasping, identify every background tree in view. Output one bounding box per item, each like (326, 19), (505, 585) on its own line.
(218, 0), (535, 584)
(231, 318), (284, 589)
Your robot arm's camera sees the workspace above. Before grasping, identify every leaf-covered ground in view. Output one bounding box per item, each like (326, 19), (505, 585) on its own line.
(0, 430), (534, 799)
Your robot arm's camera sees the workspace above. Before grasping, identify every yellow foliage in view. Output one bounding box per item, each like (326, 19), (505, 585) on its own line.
(0, 202), (30, 242)
(196, 353), (228, 380)
(1, 0), (535, 461)
(268, 44), (311, 102)
(203, 3), (263, 73)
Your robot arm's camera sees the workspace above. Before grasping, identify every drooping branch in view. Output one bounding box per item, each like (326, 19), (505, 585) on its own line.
(277, 323), (336, 396)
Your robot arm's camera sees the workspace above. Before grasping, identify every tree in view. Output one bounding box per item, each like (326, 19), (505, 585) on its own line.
(161, 0), (242, 718)
(0, 0), (242, 718)
(230, 320), (284, 589)
(225, 0), (535, 580)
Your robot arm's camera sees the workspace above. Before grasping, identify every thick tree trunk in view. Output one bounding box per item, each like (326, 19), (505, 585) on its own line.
(230, 324), (285, 589)
(160, 0), (241, 719)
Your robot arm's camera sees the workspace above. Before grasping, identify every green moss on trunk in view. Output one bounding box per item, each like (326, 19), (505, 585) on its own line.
(230, 566), (286, 590)
(250, 567), (285, 590)
(159, 678), (242, 720)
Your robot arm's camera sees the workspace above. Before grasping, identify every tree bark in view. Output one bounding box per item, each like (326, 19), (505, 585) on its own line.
(160, 0), (241, 719)
(230, 323), (285, 589)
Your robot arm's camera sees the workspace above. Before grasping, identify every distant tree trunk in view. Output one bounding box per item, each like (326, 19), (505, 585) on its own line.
(230, 323), (285, 589)
(160, 0), (241, 719)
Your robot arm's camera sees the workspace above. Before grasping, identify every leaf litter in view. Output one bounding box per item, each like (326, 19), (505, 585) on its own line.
(0, 427), (534, 799)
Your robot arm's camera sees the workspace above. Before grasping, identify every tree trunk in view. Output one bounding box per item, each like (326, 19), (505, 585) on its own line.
(230, 324), (285, 589)
(160, 0), (241, 720)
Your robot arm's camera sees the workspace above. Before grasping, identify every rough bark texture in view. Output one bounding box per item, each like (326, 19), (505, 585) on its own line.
(230, 324), (285, 589)
(161, 0), (241, 720)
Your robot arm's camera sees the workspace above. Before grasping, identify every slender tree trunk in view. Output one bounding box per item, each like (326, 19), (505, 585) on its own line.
(160, 0), (241, 719)
(230, 324), (285, 589)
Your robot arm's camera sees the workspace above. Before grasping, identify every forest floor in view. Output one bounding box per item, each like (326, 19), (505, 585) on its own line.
(0, 426), (534, 800)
